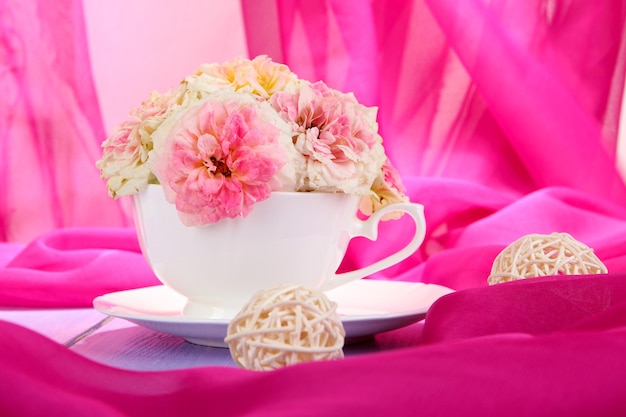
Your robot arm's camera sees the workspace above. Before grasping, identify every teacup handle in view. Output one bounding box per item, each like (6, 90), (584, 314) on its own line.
(324, 202), (426, 291)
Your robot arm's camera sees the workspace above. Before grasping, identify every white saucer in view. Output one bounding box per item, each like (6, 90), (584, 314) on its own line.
(93, 280), (454, 347)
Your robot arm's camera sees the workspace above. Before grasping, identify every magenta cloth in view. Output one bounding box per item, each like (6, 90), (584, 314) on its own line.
(2, 274), (626, 416)
(3, 0), (626, 415)
(422, 273), (626, 343)
(0, 227), (159, 307)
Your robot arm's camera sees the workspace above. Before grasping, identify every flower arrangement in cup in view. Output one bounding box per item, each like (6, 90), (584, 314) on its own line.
(97, 56), (408, 226)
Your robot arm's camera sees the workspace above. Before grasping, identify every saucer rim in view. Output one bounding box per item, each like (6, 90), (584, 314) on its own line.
(93, 280), (454, 346)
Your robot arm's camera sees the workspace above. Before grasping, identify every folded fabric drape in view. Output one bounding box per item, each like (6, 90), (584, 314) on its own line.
(0, 227), (159, 307)
(2, 273), (626, 416)
(422, 272), (626, 343)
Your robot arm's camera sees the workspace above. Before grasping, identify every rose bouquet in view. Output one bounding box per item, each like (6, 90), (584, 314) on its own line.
(97, 56), (408, 226)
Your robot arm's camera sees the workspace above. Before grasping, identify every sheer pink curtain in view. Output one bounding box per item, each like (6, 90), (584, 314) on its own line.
(0, 0), (129, 243)
(243, 0), (626, 198)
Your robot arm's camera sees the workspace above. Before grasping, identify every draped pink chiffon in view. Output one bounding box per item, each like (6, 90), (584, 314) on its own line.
(0, 0), (129, 243)
(2, 0), (626, 415)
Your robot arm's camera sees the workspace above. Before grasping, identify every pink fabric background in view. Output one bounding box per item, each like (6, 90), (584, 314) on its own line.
(2, 0), (626, 415)
(0, 0), (129, 242)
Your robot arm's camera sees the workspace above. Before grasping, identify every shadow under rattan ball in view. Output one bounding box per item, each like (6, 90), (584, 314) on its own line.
(488, 232), (607, 285)
(225, 284), (345, 371)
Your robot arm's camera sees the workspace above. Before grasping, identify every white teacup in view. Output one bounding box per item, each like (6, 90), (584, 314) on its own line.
(133, 184), (426, 318)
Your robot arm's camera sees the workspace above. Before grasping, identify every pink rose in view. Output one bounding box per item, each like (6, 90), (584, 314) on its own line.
(270, 81), (386, 195)
(150, 90), (291, 225)
(97, 91), (176, 197)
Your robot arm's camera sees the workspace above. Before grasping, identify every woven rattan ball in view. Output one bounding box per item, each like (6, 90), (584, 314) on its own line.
(225, 284), (345, 371)
(488, 232), (607, 285)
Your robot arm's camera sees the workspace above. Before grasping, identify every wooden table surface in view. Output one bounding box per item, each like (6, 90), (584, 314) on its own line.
(0, 307), (425, 371)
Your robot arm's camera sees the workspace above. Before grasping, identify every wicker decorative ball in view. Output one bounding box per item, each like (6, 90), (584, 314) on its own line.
(225, 284), (345, 371)
(488, 232), (607, 285)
